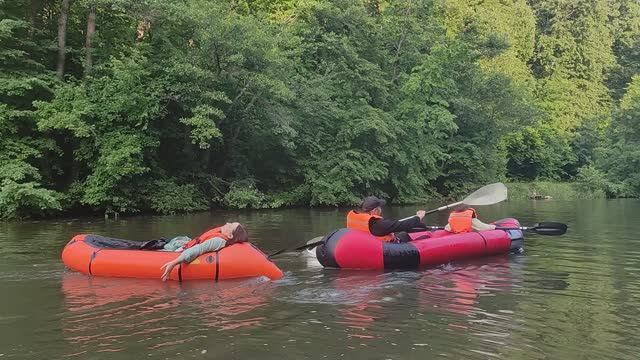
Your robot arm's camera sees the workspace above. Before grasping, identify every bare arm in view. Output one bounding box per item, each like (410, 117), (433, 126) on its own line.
(160, 237), (227, 281)
(471, 218), (496, 231)
(445, 219), (496, 232)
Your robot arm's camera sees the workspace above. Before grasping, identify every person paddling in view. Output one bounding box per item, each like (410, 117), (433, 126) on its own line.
(346, 196), (426, 243)
(444, 205), (495, 233)
(160, 222), (249, 281)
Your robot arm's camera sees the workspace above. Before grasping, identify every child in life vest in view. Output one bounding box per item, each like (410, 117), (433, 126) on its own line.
(445, 205), (496, 234)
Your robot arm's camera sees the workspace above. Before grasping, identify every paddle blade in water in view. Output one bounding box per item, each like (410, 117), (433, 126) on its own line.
(270, 236), (324, 257)
(462, 182), (508, 206)
(293, 236), (324, 251)
(532, 222), (567, 236)
(307, 236), (323, 245)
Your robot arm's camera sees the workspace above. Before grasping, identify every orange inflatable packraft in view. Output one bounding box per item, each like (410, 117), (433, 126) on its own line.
(61, 234), (284, 281)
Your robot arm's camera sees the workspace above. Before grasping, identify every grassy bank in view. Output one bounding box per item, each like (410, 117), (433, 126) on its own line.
(506, 181), (606, 200)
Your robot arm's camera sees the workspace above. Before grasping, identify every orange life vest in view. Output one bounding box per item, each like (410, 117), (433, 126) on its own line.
(447, 208), (477, 234)
(182, 226), (231, 250)
(346, 211), (394, 242)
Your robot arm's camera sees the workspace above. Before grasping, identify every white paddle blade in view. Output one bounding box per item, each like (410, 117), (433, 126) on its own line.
(462, 182), (507, 206)
(307, 236), (323, 245)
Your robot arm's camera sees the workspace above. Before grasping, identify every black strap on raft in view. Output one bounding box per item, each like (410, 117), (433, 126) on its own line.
(382, 242), (420, 269)
(178, 263), (183, 282)
(214, 253), (220, 282)
(477, 231), (488, 248)
(88, 249), (101, 275)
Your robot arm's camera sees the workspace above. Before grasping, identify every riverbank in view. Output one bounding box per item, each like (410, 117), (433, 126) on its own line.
(505, 181), (605, 200)
(1, 181), (609, 221)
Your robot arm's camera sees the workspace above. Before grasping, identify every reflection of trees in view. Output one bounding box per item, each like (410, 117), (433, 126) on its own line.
(503, 200), (639, 359)
(61, 274), (273, 356)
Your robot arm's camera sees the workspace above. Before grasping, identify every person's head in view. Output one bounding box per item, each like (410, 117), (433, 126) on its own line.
(360, 196), (386, 216)
(453, 204), (470, 212)
(220, 222), (249, 242)
(453, 204), (476, 217)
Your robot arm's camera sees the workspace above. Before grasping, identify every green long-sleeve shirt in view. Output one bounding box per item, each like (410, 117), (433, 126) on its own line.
(176, 237), (227, 263)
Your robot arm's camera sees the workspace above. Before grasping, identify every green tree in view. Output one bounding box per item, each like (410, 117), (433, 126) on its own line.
(0, 1), (61, 219)
(2, 0), (640, 219)
(607, 0), (640, 100)
(595, 75), (640, 197)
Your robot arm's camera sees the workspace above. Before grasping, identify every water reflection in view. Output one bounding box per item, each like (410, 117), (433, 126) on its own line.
(331, 272), (388, 340)
(278, 254), (528, 350)
(415, 257), (522, 317)
(61, 273), (274, 356)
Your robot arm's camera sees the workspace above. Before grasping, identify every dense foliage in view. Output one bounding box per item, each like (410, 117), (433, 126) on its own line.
(1, 0), (639, 218)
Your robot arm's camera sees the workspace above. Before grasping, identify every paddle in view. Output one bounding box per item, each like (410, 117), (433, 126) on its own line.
(270, 226), (440, 257)
(423, 222), (568, 236)
(400, 182), (508, 221)
(269, 222), (567, 258)
(514, 222), (567, 236)
(268, 236), (324, 258)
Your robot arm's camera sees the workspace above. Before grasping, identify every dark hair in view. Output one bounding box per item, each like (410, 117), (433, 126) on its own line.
(231, 224), (249, 243)
(361, 196), (386, 212)
(453, 204), (470, 212)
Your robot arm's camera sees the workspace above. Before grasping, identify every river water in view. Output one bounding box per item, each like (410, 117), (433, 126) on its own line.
(0, 200), (638, 359)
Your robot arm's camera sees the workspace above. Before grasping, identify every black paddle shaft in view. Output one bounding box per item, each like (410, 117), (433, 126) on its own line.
(426, 222), (567, 236)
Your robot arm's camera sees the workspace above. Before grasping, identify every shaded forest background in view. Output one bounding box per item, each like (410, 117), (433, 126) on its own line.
(2, 0), (640, 219)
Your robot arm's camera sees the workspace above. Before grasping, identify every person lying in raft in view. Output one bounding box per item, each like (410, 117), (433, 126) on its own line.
(444, 205), (496, 233)
(346, 196), (426, 243)
(160, 222), (249, 281)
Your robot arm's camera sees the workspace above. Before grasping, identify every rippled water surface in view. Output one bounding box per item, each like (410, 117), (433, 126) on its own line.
(1, 200), (639, 359)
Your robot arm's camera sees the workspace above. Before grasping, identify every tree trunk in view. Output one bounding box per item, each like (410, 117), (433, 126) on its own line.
(56, 0), (72, 80)
(84, 6), (96, 78)
(29, 0), (40, 36)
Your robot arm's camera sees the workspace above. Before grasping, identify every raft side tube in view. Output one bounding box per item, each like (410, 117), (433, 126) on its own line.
(61, 234), (284, 281)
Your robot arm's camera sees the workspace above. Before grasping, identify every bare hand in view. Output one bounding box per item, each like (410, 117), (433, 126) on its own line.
(416, 210), (426, 220)
(160, 260), (177, 281)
